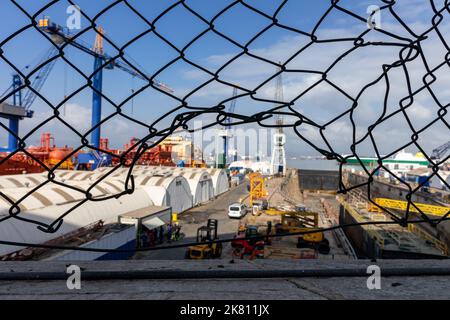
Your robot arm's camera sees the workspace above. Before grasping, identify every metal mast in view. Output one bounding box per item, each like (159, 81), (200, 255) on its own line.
(217, 87), (238, 168)
(91, 27), (105, 150)
(271, 66), (286, 176)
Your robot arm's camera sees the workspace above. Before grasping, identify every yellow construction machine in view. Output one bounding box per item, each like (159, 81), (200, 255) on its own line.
(185, 219), (223, 259)
(249, 172), (269, 209)
(274, 210), (330, 254)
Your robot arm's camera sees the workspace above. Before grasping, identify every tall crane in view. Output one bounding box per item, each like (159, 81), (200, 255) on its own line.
(270, 66), (286, 176)
(0, 46), (58, 152)
(38, 17), (173, 153)
(218, 88), (238, 168)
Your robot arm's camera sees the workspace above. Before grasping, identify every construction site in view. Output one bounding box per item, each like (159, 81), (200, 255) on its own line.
(2, 1), (450, 302)
(1, 162), (449, 264)
(0, 13), (449, 263)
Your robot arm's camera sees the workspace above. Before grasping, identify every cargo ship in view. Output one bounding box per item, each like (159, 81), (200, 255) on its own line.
(344, 150), (429, 171)
(0, 153), (45, 175)
(0, 133), (74, 175)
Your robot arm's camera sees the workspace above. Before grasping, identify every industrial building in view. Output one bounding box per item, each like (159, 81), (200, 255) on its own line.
(0, 185), (155, 257)
(51, 206), (172, 261)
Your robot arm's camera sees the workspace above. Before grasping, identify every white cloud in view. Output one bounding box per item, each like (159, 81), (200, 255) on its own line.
(176, 5), (450, 157)
(15, 103), (132, 149)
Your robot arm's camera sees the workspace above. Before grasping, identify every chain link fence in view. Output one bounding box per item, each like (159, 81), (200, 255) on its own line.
(0, 0), (449, 254)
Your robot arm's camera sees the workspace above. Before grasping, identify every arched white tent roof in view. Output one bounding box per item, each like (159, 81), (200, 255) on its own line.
(0, 174), (48, 189)
(0, 186), (96, 211)
(203, 168), (229, 196)
(101, 174), (192, 213)
(0, 188), (155, 257)
(178, 171), (214, 205)
(0, 178), (133, 212)
(132, 175), (192, 213)
(134, 166), (229, 197)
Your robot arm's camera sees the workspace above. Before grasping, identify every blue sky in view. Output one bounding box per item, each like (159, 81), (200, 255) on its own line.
(0, 0), (448, 159)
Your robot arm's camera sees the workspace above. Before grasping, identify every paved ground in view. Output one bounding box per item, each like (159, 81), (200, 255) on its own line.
(134, 176), (350, 261)
(134, 183), (249, 260)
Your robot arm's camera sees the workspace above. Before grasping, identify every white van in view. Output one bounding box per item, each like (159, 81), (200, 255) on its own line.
(228, 203), (247, 219)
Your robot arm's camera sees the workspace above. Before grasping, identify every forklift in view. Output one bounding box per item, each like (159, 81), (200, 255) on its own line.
(185, 219), (223, 259)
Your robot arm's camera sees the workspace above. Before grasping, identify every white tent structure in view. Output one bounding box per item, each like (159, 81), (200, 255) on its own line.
(178, 171), (214, 205)
(0, 179), (144, 213)
(53, 171), (193, 214)
(127, 175), (193, 213)
(0, 186), (155, 257)
(0, 165), (230, 258)
(203, 168), (229, 196)
(145, 166), (229, 197)
(0, 174), (48, 189)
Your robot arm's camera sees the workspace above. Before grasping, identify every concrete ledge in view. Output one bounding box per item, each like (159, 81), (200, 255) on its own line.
(2, 259), (450, 277)
(1, 260), (450, 299)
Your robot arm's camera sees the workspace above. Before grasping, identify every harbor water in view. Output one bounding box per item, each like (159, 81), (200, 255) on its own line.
(287, 159), (339, 171)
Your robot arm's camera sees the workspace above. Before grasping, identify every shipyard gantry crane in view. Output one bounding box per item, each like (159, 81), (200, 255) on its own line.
(38, 17), (173, 168)
(0, 46), (58, 152)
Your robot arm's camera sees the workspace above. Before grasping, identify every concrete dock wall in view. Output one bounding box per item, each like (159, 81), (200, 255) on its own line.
(297, 169), (340, 191)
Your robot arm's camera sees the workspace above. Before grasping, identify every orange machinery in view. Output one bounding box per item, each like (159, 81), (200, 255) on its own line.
(27, 133), (74, 170)
(113, 138), (175, 166)
(0, 132), (74, 175)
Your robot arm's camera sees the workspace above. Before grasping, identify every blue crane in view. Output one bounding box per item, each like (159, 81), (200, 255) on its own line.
(38, 17), (173, 152)
(0, 46), (58, 152)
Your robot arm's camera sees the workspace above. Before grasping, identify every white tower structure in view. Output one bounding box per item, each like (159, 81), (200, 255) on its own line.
(271, 67), (287, 176)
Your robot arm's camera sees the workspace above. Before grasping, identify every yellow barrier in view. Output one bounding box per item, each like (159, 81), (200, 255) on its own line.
(369, 198), (450, 217)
